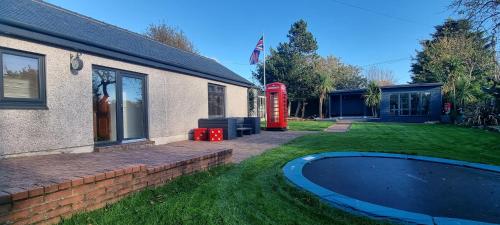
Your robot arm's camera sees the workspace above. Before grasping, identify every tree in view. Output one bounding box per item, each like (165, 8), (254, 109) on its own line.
(334, 64), (367, 89)
(450, 0), (499, 36)
(411, 19), (495, 115)
(253, 19), (318, 117)
(364, 81), (382, 117)
(451, 0), (500, 114)
(313, 57), (335, 118)
(411, 19), (488, 82)
(287, 20), (318, 54)
(144, 22), (198, 54)
(364, 66), (396, 86)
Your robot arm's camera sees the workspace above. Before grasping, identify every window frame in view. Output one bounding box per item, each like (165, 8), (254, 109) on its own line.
(207, 83), (226, 118)
(399, 93), (410, 116)
(389, 94), (399, 116)
(0, 47), (47, 109)
(92, 65), (149, 146)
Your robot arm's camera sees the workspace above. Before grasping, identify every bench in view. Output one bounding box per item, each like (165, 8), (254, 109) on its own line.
(236, 127), (253, 137)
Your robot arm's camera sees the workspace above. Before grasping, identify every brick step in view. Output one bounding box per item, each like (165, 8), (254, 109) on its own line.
(94, 140), (155, 153)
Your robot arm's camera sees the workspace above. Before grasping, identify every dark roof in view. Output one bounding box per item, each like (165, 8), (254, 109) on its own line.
(380, 82), (443, 89)
(330, 83), (443, 94)
(330, 88), (366, 94)
(0, 0), (253, 87)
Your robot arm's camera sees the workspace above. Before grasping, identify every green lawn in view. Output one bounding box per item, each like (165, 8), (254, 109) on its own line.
(261, 120), (334, 131)
(61, 123), (500, 225)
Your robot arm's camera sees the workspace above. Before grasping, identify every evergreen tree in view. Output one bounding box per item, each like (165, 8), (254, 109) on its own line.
(411, 19), (495, 114)
(252, 19), (318, 117)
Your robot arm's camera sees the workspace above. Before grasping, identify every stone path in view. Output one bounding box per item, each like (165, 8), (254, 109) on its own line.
(0, 130), (310, 192)
(324, 120), (352, 132)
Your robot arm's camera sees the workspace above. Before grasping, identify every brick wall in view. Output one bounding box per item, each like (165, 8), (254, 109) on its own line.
(0, 149), (232, 225)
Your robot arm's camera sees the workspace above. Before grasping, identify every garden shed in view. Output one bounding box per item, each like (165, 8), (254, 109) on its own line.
(329, 83), (442, 122)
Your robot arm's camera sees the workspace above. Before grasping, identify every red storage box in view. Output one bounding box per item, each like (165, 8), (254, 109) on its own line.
(209, 128), (223, 142)
(194, 128), (208, 141)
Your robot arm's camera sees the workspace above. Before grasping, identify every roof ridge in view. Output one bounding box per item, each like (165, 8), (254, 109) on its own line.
(31, 0), (210, 60)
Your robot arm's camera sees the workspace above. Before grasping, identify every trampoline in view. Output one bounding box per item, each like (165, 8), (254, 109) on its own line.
(283, 152), (500, 225)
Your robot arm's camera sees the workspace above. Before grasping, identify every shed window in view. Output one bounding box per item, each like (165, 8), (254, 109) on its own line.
(389, 94), (399, 116)
(400, 93), (409, 115)
(420, 92), (431, 115)
(0, 48), (46, 109)
(208, 84), (225, 118)
(388, 92), (431, 116)
(410, 93), (420, 115)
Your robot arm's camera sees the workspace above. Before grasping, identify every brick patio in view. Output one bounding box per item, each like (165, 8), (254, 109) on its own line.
(0, 130), (310, 224)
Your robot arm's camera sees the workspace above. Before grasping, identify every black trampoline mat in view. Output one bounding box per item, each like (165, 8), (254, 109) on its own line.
(302, 157), (500, 224)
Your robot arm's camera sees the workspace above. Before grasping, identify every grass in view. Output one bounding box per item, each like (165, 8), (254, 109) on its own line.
(61, 122), (500, 225)
(287, 120), (334, 131)
(261, 120), (334, 131)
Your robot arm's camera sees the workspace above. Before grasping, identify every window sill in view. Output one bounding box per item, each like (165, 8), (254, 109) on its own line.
(0, 103), (48, 110)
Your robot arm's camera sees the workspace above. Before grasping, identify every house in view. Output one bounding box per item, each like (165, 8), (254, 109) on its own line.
(0, 0), (253, 158)
(329, 83), (443, 122)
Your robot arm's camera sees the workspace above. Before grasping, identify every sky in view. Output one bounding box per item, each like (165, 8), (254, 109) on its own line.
(46, 0), (457, 84)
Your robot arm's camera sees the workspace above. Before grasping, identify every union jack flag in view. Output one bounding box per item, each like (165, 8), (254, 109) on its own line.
(250, 36), (264, 65)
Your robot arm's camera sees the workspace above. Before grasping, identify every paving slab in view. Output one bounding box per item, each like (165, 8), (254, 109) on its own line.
(325, 120), (352, 133)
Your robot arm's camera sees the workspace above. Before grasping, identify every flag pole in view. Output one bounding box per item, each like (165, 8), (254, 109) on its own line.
(262, 33), (267, 128)
(263, 33), (266, 88)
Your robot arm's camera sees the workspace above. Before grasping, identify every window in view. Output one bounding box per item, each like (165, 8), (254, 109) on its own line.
(93, 68), (118, 142)
(0, 48), (46, 109)
(410, 93), (420, 115)
(420, 92), (431, 115)
(270, 92), (279, 122)
(400, 93), (409, 115)
(389, 94), (399, 116)
(388, 92), (432, 116)
(208, 83), (225, 118)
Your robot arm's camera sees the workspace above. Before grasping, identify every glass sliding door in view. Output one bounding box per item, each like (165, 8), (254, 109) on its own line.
(92, 66), (147, 145)
(93, 68), (118, 143)
(121, 74), (146, 140)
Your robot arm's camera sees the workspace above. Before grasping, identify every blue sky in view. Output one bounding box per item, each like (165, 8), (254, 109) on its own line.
(47, 0), (456, 84)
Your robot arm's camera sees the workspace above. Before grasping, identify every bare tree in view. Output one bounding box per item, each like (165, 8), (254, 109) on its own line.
(450, 0), (499, 35)
(144, 22), (198, 54)
(364, 66), (397, 86)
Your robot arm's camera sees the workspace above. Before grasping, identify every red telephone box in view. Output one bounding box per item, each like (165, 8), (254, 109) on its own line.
(266, 82), (288, 130)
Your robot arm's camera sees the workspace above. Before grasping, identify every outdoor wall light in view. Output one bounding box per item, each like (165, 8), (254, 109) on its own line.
(70, 52), (84, 72)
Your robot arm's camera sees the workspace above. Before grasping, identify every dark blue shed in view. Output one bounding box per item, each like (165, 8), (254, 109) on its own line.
(329, 83), (442, 123)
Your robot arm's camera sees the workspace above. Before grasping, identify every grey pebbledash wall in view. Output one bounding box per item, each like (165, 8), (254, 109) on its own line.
(0, 36), (248, 158)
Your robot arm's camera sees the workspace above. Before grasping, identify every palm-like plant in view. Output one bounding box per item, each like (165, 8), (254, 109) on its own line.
(364, 81), (382, 117)
(317, 72), (334, 118)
